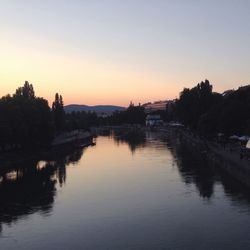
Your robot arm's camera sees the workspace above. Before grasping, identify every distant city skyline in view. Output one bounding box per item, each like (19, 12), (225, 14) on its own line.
(1, 0), (250, 106)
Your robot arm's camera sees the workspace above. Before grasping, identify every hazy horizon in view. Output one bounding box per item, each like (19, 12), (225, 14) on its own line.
(1, 0), (250, 106)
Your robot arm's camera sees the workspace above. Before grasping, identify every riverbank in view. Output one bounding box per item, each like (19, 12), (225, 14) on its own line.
(0, 130), (93, 172)
(163, 126), (250, 188)
(2, 124), (249, 188)
(93, 125), (250, 183)
(52, 130), (92, 147)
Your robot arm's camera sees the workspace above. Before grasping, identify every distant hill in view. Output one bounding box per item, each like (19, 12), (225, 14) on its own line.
(64, 104), (126, 114)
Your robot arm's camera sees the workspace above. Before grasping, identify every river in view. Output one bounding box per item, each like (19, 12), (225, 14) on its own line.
(0, 131), (250, 250)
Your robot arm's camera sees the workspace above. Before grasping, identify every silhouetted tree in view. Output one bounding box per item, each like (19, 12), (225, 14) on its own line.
(0, 82), (53, 150)
(14, 81), (35, 99)
(52, 93), (65, 132)
(109, 103), (145, 125)
(175, 80), (250, 137)
(65, 111), (99, 130)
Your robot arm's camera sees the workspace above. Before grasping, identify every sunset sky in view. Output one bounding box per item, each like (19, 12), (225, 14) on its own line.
(1, 0), (250, 106)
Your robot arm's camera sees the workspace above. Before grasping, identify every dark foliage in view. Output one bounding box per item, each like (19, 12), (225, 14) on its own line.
(65, 111), (99, 130)
(175, 80), (250, 136)
(52, 93), (65, 132)
(0, 82), (53, 150)
(108, 103), (145, 125)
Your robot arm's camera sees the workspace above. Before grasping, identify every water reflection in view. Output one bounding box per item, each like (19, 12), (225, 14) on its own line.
(0, 148), (84, 233)
(112, 129), (250, 204)
(113, 129), (146, 153)
(171, 139), (216, 199)
(165, 132), (250, 210)
(112, 129), (250, 205)
(1, 132), (250, 249)
(220, 171), (250, 212)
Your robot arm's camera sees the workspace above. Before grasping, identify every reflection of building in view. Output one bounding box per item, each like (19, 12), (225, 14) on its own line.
(146, 115), (163, 127)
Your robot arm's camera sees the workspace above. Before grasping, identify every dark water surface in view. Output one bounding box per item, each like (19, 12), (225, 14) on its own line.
(1, 132), (250, 250)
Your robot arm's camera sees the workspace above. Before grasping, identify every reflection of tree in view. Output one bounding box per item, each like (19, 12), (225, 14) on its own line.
(46, 148), (84, 187)
(113, 129), (146, 153)
(0, 148), (84, 233)
(0, 162), (56, 229)
(219, 169), (250, 211)
(165, 132), (250, 207)
(173, 142), (215, 199)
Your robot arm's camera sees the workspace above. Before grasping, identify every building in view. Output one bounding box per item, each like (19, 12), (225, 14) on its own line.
(246, 139), (250, 149)
(143, 101), (167, 113)
(146, 115), (163, 127)
(143, 100), (175, 114)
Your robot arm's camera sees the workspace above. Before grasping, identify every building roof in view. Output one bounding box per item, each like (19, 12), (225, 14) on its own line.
(146, 114), (162, 120)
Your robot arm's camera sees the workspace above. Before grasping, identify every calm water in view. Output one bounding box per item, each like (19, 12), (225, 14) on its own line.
(1, 132), (250, 250)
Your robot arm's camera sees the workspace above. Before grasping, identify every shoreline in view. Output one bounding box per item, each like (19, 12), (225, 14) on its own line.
(166, 126), (250, 188)
(1, 125), (250, 188)
(0, 130), (93, 172)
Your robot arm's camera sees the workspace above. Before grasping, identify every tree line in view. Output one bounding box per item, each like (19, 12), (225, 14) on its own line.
(107, 79), (250, 139)
(0, 79), (146, 151)
(0, 81), (103, 151)
(65, 102), (146, 129)
(173, 80), (250, 137)
(107, 102), (145, 125)
(1, 80), (249, 151)
(0, 81), (66, 150)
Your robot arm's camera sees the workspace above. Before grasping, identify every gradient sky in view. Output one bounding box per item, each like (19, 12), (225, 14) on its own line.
(1, 0), (250, 106)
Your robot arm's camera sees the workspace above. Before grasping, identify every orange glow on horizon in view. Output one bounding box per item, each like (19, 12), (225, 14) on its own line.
(0, 41), (180, 106)
(1, 1), (250, 107)
(1, 35), (246, 106)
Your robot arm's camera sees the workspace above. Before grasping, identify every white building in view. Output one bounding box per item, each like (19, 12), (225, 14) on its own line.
(146, 115), (163, 127)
